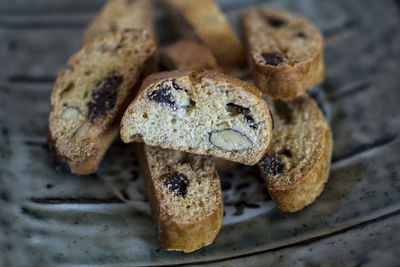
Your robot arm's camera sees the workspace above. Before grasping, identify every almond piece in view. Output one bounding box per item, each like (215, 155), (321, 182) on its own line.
(209, 129), (252, 151)
(62, 107), (81, 120)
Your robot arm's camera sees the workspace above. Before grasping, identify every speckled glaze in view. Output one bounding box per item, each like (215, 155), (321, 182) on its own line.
(0, 0), (399, 266)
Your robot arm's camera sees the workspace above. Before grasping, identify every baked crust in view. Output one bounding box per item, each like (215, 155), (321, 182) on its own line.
(161, 0), (245, 70)
(136, 144), (223, 252)
(258, 95), (333, 212)
(241, 7), (325, 99)
(120, 69), (273, 165)
(160, 39), (220, 71)
(48, 29), (157, 174)
(82, 0), (155, 44)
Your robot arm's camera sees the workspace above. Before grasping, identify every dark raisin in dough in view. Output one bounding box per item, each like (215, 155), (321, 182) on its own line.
(172, 81), (180, 90)
(261, 53), (284, 66)
(149, 84), (176, 107)
(266, 16), (285, 27)
(164, 172), (189, 198)
(259, 155), (284, 175)
(280, 148), (292, 158)
(226, 103), (258, 129)
(294, 31), (306, 38)
(88, 75), (123, 120)
(274, 100), (293, 124)
(244, 114), (258, 129)
(226, 103), (250, 115)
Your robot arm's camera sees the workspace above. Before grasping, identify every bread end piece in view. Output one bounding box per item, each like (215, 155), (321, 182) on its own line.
(258, 96), (332, 212)
(241, 7), (325, 99)
(136, 144), (223, 252)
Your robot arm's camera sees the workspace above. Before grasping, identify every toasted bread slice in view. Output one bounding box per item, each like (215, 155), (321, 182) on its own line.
(161, 0), (245, 70)
(137, 144), (223, 252)
(257, 95), (332, 212)
(241, 7), (325, 99)
(160, 39), (219, 71)
(120, 69), (273, 165)
(82, 0), (155, 44)
(48, 29), (157, 174)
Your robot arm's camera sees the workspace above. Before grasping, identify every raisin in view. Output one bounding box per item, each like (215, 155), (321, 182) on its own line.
(294, 31), (306, 38)
(267, 17), (285, 28)
(148, 84), (176, 107)
(269, 110), (274, 130)
(259, 155), (284, 175)
(273, 100), (292, 123)
(88, 75), (123, 121)
(280, 148), (292, 158)
(226, 103), (258, 129)
(244, 114), (258, 129)
(262, 52), (284, 66)
(164, 172), (189, 198)
(172, 81), (180, 90)
(226, 103), (250, 115)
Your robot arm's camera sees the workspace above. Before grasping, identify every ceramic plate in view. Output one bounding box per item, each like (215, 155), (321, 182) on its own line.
(1, 0), (399, 266)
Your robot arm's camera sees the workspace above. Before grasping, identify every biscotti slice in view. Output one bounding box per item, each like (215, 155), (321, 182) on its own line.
(160, 39), (219, 71)
(48, 29), (157, 175)
(83, 0), (155, 44)
(257, 95), (332, 212)
(161, 0), (245, 70)
(137, 144), (223, 252)
(120, 69), (273, 165)
(241, 7), (325, 99)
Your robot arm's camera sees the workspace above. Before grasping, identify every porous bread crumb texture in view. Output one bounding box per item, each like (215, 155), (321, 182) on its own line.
(121, 69), (273, 165)
(139, 145), (223, 252)
(49, 29), (157, 162)
(82, 0), (155, 44)
(258, 95), (332, 212)
(161, 0), (245, 70)
(241, 7), (325, 99)
(160, 39), (219, 71)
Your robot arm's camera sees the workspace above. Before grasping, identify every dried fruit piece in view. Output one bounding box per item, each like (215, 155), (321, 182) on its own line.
(164, 171), (189, 198)
(244, 114), (258, 129)
(226, 103), (250, 115)
(294, 31), (306, 38)
(266, 16), (285, 27)
(226, 103), (258, 129)
(280, 148), (292, 158)
(209, 129), (252, 151)
(274, 100), (293, 124)
(88, 75), (123, 120)
(259, 154), (284, 175)
(148, 81), (191, 110)
(149, 83), (175, 106)
(261, 52), (284, 66)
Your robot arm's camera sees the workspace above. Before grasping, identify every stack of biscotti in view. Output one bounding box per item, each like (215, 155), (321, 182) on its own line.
(47, 0), (333, 253)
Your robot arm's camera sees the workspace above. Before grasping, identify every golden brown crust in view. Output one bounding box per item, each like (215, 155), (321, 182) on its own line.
(67, 127), (119, 175)
(120, 69), (273, 165)
(160, 39), (220, 71)
(82, 0), (155, 44)
(161, 0), (245, 70)
(48, 29), (157, 174)
(258, 95), (332, 212)
(136, 144), (223, 252)
(241, 7), (325, 99)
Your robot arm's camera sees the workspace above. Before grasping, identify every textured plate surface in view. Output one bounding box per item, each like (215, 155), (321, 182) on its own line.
(1, 0), (400, 266)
